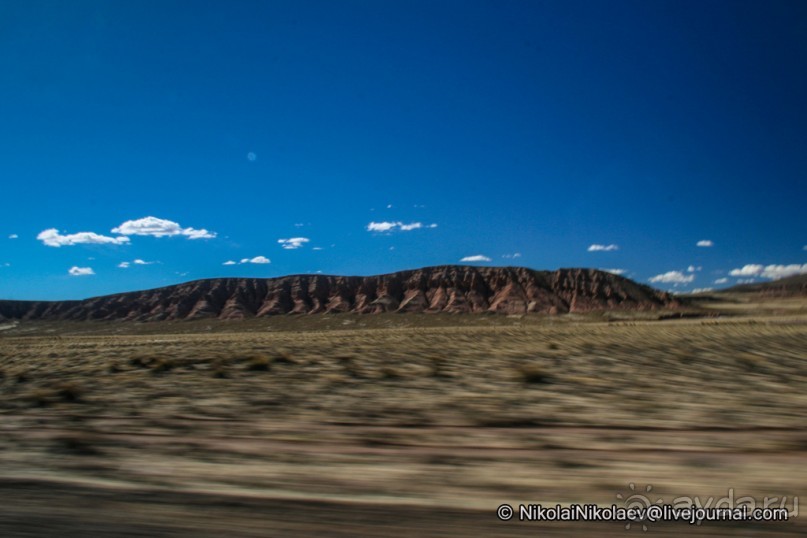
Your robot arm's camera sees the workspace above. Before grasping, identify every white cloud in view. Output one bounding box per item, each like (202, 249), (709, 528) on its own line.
(111, 216), (216, 240)
(460, 255), (492, 262)
(714, 277), (729, 284)
(183, 228), (216, 240)
(367, 221), (398, 232)
(587, 244), (619, 252)
(649, 271), (695, 285)
(729, 264), (764, 277)
(118, 259), (156, 268)
(37, 228), (130, 247)
(690, 287), (713, 294)
(736, 278), (756, 284)
(223, 260), (237, 265)
(601, 268), (626, 275)
(68, 266), (95, 276)
(386, 204), (393, 209)
(240, 256), (271, 264)
(8, 234), (17, 239)
(278, 237), (310, 250)
(312, 247), (323, 251)
(502, 253), (522, 259)
(366, 221), (436, 233)
(687, 265), (702, 273)
(697, 240), (714, 247)
(729, 263), (807, 280)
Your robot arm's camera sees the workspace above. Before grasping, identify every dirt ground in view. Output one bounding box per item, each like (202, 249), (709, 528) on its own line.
(1, 310), (805, 536)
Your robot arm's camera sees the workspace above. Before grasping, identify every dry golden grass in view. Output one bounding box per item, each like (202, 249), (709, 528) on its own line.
(0, 313), (806, 536)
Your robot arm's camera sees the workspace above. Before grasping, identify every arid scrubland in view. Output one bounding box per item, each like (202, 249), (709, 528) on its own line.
(1, 314), (806, 536)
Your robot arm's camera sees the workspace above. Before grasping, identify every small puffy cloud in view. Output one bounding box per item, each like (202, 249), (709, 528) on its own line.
(68, 266), (95, 276)
(112, 216), (215, 240)
(649, 271), (695, 284)
(240, 256), (271, 264)
(223, 260), (237, 265)
(312, 247), (323, 251)
(729, 263), (807, 280)
(729, 264), (764, 277)
(502, 253), (522, 259)
(119, 259), (156, 268)
(714, 277), (729, 284)
(183, 228), (216, 240)
(601, 268), (626, 275)
(687, 265), (702, 273)
(460, 255), (492, 262)
(38, 228), (130, 247)
(697, 240), (714, 247)
(736, 278), (756, 284)
(366, 221), (436, 232)
(587, 244), (619, 252)
(8, 234), (17, 239)
(691, 287), (713, 294)
(367, 221), (398, 232)
(278, 237), (310, 250)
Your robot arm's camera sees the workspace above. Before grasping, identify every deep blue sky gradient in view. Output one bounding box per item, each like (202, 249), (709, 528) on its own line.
(1, 1), (805, 299)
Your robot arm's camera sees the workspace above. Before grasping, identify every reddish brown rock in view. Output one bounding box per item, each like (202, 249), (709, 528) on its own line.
(0, 266), (682, 322)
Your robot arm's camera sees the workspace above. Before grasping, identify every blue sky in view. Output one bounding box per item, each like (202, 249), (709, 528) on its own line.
(1, 0), (805, 300)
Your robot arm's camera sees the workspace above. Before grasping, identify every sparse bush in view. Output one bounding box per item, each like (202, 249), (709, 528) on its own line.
(517, 364), (552, 384)
(429, 358), (451, 378)
(54, 381), (84, 402)
(27, 382), (84, 406)
(273, 349), (296, 365)
(245, 354), (271, 371)
(52, 434), (100, 456)
(129, 355), (163, 369)
(737, 353), (764, 372)
(149, 359), (174, 374)
(212, 361), (230, 379)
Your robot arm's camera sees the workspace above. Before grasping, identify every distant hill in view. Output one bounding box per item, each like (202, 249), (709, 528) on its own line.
(0, 266), (683, 322)
(721, 273), (807, 297)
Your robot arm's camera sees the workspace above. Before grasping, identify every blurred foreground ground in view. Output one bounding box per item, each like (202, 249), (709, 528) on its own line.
(1, 307), (805, 536)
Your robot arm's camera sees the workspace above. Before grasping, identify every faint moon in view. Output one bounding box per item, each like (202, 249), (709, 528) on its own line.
(247, 152), (257, 161)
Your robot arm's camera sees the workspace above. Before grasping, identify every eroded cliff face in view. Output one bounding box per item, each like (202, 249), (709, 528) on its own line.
(0, 266), (681, 322)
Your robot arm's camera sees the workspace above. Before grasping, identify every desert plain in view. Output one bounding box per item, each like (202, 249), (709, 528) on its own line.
(1, 294), (806, 536)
